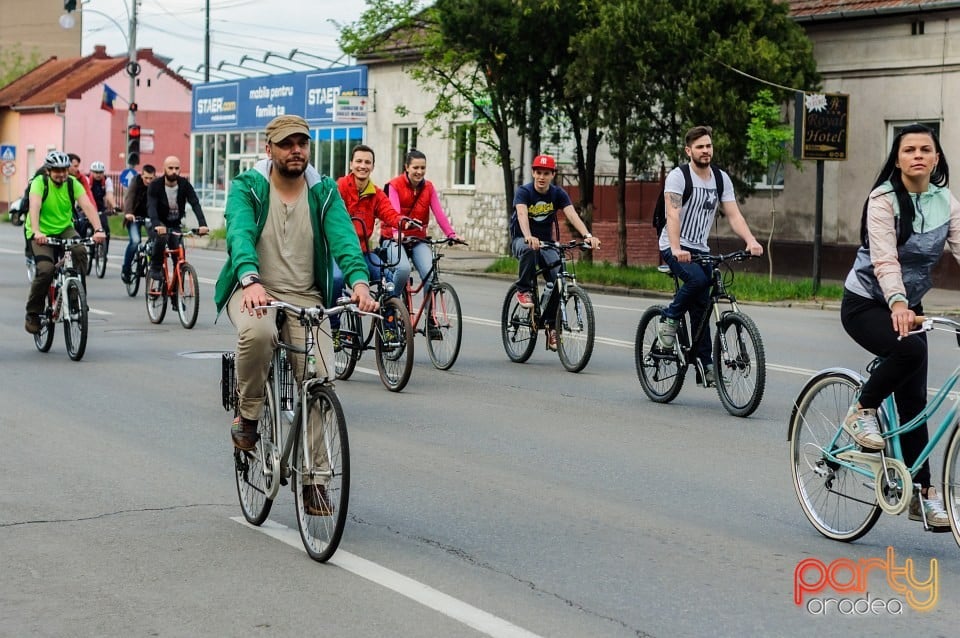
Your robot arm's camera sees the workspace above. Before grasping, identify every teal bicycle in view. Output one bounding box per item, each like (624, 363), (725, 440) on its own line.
(789, 316), (960, 546)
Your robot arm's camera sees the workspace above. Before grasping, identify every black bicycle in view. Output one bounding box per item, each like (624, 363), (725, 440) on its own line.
(500, 239), (596, 373)
(124, 217), (153, 297)
(634, 250), (766, 417)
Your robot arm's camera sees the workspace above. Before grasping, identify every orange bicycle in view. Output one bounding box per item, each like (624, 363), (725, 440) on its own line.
(145, 228), (204, 329)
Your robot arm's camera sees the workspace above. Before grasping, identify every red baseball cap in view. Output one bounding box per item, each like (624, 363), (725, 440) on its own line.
(531, 154), (557, 171)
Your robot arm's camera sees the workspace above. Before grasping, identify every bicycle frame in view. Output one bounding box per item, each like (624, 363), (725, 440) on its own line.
(527, 240), (583, 330)
(402, 238), (449, 331)
(158, 231), (191, 296)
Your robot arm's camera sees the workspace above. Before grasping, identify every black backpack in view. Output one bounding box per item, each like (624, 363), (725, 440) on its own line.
(652, 164), (725, 235)
(23, 174), (78, 214)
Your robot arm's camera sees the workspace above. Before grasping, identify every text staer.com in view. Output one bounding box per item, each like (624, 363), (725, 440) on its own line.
(794, 546), (938, 614)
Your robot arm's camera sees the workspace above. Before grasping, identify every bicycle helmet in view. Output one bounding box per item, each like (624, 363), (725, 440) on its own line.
(44, 151), (71, 169)
(90, 161), (106, 172)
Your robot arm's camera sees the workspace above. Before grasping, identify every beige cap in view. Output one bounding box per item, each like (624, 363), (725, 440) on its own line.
(265, 115), (310, 143)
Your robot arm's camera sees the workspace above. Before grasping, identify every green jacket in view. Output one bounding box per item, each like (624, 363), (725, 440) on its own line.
(214, 160), (370, 315)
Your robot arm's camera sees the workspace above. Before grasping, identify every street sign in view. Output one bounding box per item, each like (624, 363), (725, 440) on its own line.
(794, 92), (849, 161)
(1, 161), (15, 177)
(0, 145), (15, 161)
(119, 167), (138, 188)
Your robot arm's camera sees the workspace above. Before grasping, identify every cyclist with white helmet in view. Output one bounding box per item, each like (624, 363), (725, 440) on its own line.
(24, 151), (105, 334)
(88, 161), (116, 254)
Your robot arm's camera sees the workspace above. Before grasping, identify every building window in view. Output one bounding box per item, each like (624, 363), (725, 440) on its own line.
(452, 123), (476, 187)
(395, 125), (418, 174)
(315, 127), (364, 179)
(890, 120), (940, 144)
(754, 162), (785, 190)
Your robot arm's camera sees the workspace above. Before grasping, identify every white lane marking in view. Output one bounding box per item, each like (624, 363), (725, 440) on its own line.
(231, 517), (543, 638)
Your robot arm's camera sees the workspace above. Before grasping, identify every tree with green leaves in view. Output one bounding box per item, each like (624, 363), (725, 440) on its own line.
(747, 88), (801, 281)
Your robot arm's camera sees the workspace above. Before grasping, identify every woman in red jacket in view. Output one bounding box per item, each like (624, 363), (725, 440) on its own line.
(383, 150), (460, 332)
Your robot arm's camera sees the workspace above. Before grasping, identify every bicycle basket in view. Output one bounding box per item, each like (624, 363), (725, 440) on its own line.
(221, 352), (237, 412)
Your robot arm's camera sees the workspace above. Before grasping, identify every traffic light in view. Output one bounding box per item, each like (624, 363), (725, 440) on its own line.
(64, 0), (77, 11)
(127, 124), (141, 167)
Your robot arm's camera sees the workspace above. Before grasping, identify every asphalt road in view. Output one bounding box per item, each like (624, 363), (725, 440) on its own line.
(2, 223), (960, 637)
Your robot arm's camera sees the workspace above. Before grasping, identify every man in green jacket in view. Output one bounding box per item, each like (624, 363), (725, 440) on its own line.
(216, 114), (376, 516)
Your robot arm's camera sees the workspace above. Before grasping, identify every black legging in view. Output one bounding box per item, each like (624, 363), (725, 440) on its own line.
(840, 289), (931, 487)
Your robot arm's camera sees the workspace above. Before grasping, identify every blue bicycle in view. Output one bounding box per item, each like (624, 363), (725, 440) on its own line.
(789, 316), (960, 546)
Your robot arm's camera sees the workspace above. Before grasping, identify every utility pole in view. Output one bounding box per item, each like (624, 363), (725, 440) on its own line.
(204, 0), (210, 82)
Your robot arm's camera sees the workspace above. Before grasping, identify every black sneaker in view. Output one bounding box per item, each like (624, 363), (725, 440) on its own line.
(121, 270), (132, 284)
(24, 313), (41, 334)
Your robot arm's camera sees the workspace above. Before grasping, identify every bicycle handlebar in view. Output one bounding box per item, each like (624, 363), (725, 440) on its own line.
(402, 236), (469, 248)
(45, 237), (95, 247)
(690, 250), (755, 266)
(254, 298), (381, 324)
(538, 239), (594, 252)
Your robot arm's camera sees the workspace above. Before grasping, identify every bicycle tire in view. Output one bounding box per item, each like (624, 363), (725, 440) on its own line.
(294, 383), (350, 562)
(125, 250), (143, 297)
(94, 240), (107, 279)
(84, 241), (94, 276)
(556, 285), (595, 373)
(789, 370), (881, 542)
(713, 312), (766, 417)
(177, 263), (200, 329)
(63, 277), (88, 361)
(501, 283), (537, 363)
(145, 273), (167, 323)
(375, 297), (414, 392)
(425, 282), (462, 370)
(234, 384), (277, 525)
(942, 425), (960, 548)
(34, 291), (55, 353)
(635, 305), (686, 403)
(334, 309), (362, 380)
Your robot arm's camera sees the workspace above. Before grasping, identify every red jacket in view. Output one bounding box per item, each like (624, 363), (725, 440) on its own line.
(382, 176), (434, 240)
(336, 175), (403, 252)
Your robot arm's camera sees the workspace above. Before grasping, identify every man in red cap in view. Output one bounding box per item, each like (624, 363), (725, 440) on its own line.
(509, 154), (600, 350)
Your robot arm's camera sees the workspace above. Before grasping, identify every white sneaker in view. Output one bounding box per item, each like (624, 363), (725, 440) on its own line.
(842, 406), (885, 450)
(657, 317), (678, 348)
(909, 489), (951, 529)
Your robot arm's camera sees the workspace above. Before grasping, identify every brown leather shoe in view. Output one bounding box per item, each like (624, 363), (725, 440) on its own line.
(25, 313), (40, 335)
(302, 484), (334, 516)
(546, 328), (558, 351)
(231, 415), (259, 451)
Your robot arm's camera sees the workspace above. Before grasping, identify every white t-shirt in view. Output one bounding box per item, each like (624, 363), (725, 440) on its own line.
(658, 166), (735, 253)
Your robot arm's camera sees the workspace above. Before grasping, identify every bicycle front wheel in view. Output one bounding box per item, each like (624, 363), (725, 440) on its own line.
(635, 305), (686, 403)
(294, 383), (350, 562)
(63, 277), (88, 361)
(556, 285), (595, 373)
(789, 370), (881, 542)
(713, 312), (766, 417)
(34, 290), (55, 353)
(942, 425), (960, 548)
(501, 283), (537, 363)
(375, 297), (414, 392)
(334, 310), (362, 381)
(145, 273), (167, 323)
(425, 282), (462, 370)
(177, 263), (200, 329)
(234, 384), (277, 525)
(94, 240), (108, 278)
(125, 265), (141, 297)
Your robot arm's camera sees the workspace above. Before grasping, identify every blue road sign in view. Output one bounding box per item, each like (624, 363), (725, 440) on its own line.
(0, 145), (15, 161)
(119, 168), (138, 188)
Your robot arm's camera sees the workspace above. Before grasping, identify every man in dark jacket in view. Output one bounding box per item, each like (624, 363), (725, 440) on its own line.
(147, 156), (208, 283)
(120, 164), (156, 282)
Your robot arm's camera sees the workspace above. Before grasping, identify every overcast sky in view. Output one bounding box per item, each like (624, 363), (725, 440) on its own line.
(77, 0), (368, 80)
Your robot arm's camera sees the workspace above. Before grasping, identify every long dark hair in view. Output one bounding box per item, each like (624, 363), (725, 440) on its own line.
(860, 123), (950, 247)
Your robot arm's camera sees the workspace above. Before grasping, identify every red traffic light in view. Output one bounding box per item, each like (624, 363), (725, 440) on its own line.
(128, 124), (141, 139)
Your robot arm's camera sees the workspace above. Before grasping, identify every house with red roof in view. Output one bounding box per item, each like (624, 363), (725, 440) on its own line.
(0, 45), (192, 206)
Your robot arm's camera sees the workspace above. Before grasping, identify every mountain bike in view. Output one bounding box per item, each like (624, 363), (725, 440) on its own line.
(500, 239), (596, 373)
(145, 228), (203, 329)
(333, 219), (415, 392)
(90, 207), (119, 279)
(790, 316), (960, 546)
(223, 298), (365, 562)
(123, 217), (153, 297)
(635, 250), (766, 417)
(33, 236), (95, 361)
(401, 236), (467, 370)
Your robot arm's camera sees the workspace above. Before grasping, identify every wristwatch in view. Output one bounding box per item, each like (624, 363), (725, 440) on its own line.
(240, 273), (261, 288)
(584, 233), (593, 239)
(94, 228), (105, 234)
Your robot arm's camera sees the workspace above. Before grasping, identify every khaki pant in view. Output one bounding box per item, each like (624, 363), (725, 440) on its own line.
(27, 229), (86, 315)
(227, 288), (336, 484)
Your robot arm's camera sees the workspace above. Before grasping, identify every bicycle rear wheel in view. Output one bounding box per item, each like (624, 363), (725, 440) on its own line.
(294, 383), (350, 562)
(789, 370), (881, 541)
(501, 283), (537, 363)
(177, 263), (200, 329)
(34, 291), (55, 353)
(942, 426), (960, 547)
(63, 277), (88, 361)
(556, 285), (595, 373)
(425, 282), (462, 370)
(334, 310), (362, 380)
(635, 305), (686, 403)
(234, 384), (277, 525)
(713, 312), (766, 417)
(145, 273), (167, 323)
(375, 297), (414, 392)
(125, 261), (141, 297)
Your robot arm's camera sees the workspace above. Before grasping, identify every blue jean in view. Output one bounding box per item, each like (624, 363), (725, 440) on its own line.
(379, 240), (413, 298)
(122, 220), (144, 274)
(330, 252), (392, 331)
(512, 236), (560, 327)
(403, 240), (434, 296)
(660, 247), (712, 364)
